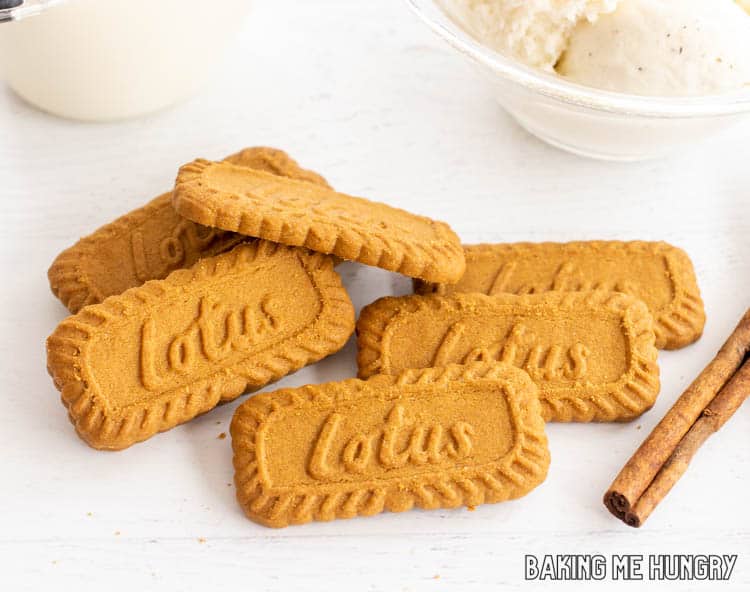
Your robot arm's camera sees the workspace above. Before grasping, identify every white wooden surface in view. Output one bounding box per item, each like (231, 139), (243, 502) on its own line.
(2, 1), (749, 590)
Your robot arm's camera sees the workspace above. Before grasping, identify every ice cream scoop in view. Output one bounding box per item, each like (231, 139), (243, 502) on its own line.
(556, 0), (750, 96)
(439, 0), (618, 70)
(414, 0), (750, 160)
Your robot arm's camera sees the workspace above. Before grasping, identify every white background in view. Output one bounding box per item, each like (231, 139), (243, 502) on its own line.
(2, 1), (749, 590)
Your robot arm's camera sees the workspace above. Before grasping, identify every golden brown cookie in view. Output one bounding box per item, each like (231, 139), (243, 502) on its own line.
(48, 147), (330, 313)
(47, 241), (354, 450)
(414, 241), (704, 350)
(172, 159), (465, 283)
(231, 362), (549, 528)
(357, 292), (660, 422)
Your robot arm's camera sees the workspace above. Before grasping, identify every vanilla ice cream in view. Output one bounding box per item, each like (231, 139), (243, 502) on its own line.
(439, 0), (619, 70)
(556, 0), (750, 96)
(441, 0), (750, 97)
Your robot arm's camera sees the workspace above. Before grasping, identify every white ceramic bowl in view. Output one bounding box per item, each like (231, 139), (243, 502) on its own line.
(407, 0), (750, 161)
(0, 0), (251, 121)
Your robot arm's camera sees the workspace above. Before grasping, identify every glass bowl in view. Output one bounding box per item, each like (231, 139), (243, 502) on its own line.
(407, 0), (750, 161)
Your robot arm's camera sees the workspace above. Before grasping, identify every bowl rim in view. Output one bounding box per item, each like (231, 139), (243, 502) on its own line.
(406, 0), (750, 119)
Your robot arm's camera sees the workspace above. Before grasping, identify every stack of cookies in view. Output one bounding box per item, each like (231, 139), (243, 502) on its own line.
(46, 147), (706, 528)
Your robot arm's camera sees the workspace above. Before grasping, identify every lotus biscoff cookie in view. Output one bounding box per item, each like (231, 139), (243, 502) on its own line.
(231, 362), (549, 528)
(172, 159), (466, 284)
(46, 241), (355, 450)
(414, 241), (705, 350)
(48, 147), (330, 313)
(357, 292), (660, 423)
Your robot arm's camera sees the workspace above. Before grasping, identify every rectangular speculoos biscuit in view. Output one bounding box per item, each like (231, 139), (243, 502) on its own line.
(47, 242), (354, 450)
(414, 241), (705, 350)
(172, 159), (466, 284)
(48, 147), (330, 313)
(357, 292), (660, 423)
(231, 362), (549, 528)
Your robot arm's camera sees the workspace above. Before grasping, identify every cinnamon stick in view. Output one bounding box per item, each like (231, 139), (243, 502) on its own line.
(604, 308), (750, 526)
(623, 359), (750, 526)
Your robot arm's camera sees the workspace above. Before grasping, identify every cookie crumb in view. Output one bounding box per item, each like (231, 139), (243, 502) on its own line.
(217, 432), (227, 440)
(198, 537), (207, 544)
